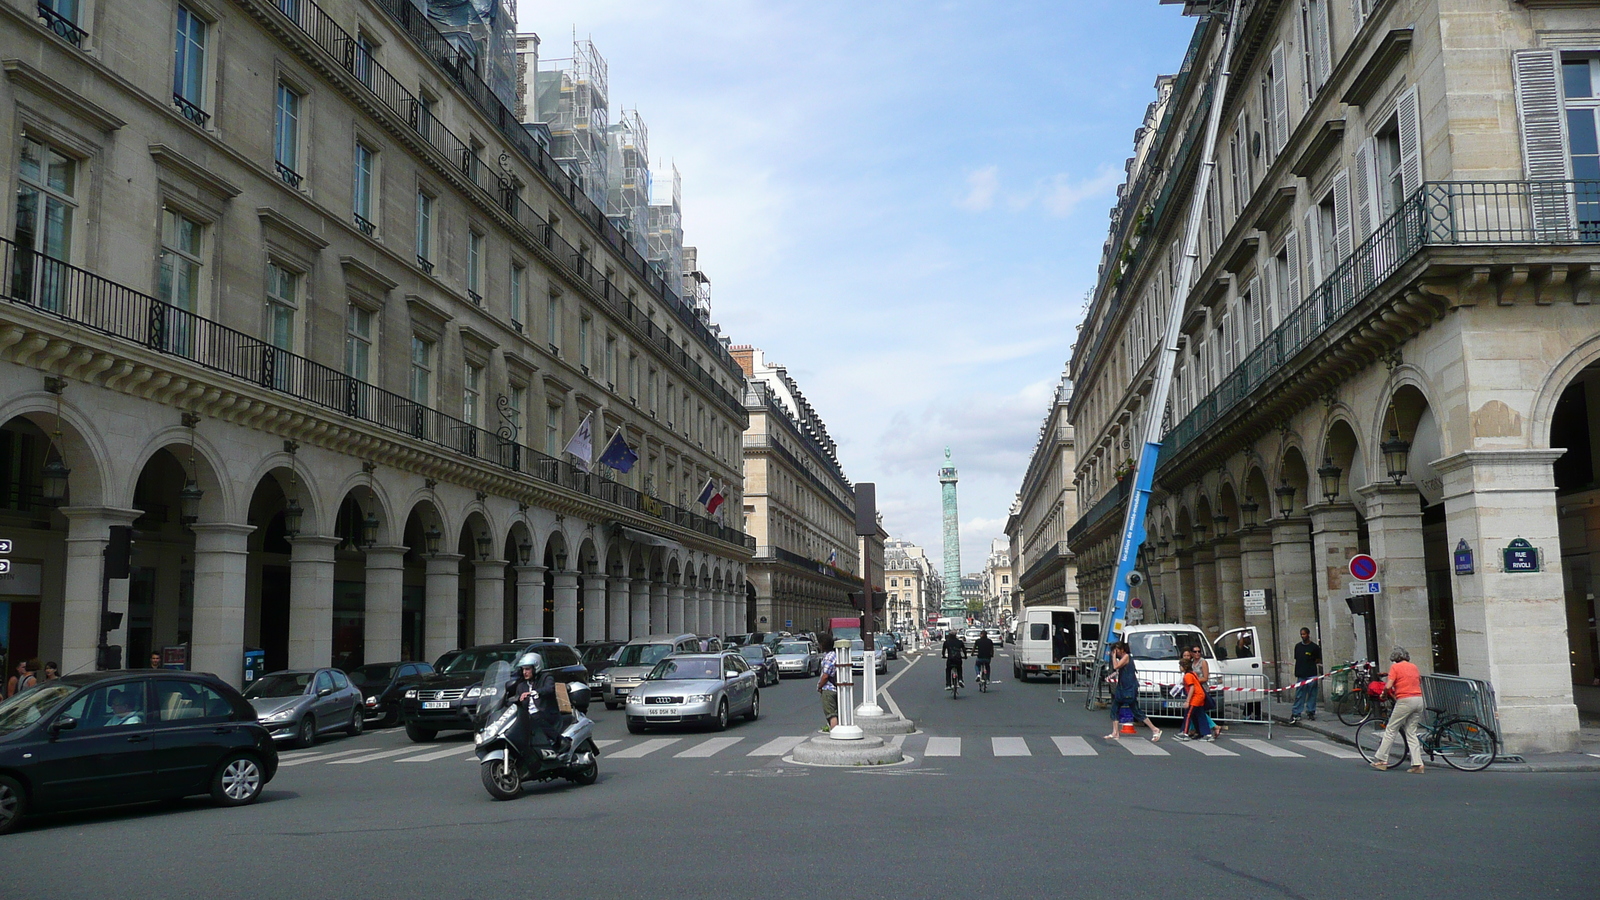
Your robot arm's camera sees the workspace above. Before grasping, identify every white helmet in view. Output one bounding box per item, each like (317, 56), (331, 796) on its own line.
(516, 651), (545, 673)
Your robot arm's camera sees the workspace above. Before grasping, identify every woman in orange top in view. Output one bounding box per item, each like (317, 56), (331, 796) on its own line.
(1179, 657), (1213, 741)
(1372, 646), (1426, 773)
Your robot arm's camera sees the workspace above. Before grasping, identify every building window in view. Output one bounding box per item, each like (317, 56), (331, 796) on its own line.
(415, 190), (433, 273)
(14, 136), (77, 310)
(345, 303), (372, 381)
(274, 83), (302, 187)
(158, 208), (204, 316)
(352, 142), (376, 235)
(509, 264), (525, 332)
(264, 262), (298, 352)
(173, 5), (208, 125)
(1564, 56), (1600, 234)
(354, 33), (375, 86)
(410, 335), (434, 406)
(1300, 0), (1332, 100)
(605, 335), (616, 388)
(507, 384), (524, 438)
(547, 294), (560, 351)
(462, 362), (481, 427)
(467, 230), (483, 303)
(579, 316), (591, 374)
(546, 404), (562, 456)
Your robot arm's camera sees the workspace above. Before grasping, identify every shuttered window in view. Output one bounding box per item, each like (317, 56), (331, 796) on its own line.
(1513, 49), (1576, 239)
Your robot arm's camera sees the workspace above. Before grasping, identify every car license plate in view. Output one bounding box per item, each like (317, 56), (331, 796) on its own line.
(646, 707), (677, 716)
(615, 687), (631, 695)
(422, 701), (450, 709)
(1045, 664), (1060, 671)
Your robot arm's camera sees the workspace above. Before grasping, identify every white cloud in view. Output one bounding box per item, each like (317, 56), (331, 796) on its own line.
(1042, 167), (1123, 217)
(957, 165), (1000, 212)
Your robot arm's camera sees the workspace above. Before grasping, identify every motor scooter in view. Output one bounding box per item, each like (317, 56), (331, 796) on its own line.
(474, 660), (599, 800)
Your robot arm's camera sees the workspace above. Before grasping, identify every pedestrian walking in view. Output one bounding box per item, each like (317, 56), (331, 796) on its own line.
(42, 662), (59, 681)
(815, 631), (838, 731)
(7, 659), (39, 697)
(1180, 657), (1214, 741)
(1289, 627), (1322, 723)
(1191, 642), (1222, 734)
(1371, 646), (1426, 773)
(1102, 641), (1161, 742)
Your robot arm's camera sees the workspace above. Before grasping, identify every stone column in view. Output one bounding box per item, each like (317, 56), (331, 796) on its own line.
(1191, 543), (1218, 632)
(190, 523), (255, 687)
(1436, 449), (1579, 753)
(363, 545), (407, 664)
(699, 588), (714, 636)
(1175, 548), (1196, 623)
(1268, 518), (1316, 689)
(667, 581), (686, 633)
(1238, 528), (1277, 681)
(630, 577), (651, 638)
(514, 565), (546, 639)
(424, 553), (462, 664)
(1213, 535), (1244, 632)
(287, 535), (339, 669)
(58, 507), (141, 674)
(473, 559), (507, 646)
(649, 577), (668, 634)
(1357, 483), (1432, 673)
(1158, 552), (1181, 623)
(607, 575), (631, 641)
(583, 571), (608, 642)
(552, 570), (579, 643)
(1309, 503), (1361, 667)
(680, 583), (697, 633)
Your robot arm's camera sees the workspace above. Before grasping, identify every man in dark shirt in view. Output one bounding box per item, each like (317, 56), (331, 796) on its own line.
(1290, 627), (1322, 723)
(973, 632), (995, 683)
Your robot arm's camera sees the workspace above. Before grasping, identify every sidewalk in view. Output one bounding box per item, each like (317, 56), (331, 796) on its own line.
(1267, 697), (1600, 773)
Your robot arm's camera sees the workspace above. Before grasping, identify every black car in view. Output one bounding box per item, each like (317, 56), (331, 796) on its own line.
(399, 642), (588, 742)
(0, 671), (278, 835)
(575, 641), (625, 688)
(735, 644), (780, 686)
(348, 661), (434, 727)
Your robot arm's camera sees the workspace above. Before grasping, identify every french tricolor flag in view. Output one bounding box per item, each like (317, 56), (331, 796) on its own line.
(696, 478), (726, 514)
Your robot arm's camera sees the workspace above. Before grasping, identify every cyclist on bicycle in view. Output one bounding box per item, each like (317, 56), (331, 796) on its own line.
(942, 631), (966, 689)
(973, 631), (995, 684)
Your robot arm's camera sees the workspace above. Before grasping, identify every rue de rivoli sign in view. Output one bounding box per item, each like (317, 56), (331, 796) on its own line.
(1502, 537), (1540, 573)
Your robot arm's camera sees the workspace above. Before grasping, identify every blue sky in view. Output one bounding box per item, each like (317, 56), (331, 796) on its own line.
(516, 0), (1196, 572)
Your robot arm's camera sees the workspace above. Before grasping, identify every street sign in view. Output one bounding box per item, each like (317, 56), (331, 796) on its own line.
(1347, 580), (1380, 595)
(1348, 554), (1378, 581)
(1453, 539), (1474, 575)
(785, 619), (793, 628)
(0, 538), (11, 553)
(1242, 589), (1268, 616)
(1131, 597), (1142, 608)
(0, 559), (10, 575)
(1502, 538), (1540, 573)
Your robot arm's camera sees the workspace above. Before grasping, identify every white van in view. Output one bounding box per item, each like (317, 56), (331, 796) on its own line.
(1015, 606), (1082, 681)
(1119, 623), (1264, 716)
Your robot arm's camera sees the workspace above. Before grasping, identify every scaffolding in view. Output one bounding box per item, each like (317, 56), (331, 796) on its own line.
(647, 163), (684, 289)
(606, 109), (651, 254)
(682, 246), (712, 323)
(535, 38), (610, 211)
(418, 0), (519, 112)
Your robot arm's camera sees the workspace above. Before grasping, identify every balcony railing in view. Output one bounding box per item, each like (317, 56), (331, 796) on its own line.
(275, 161), (303, 189)
(0, 236), (755, 554)
(37, 2), (86, 46)
(351, 213), (375, 236)
(1067, 476), (1131, 546)
(753, 545), (863, 586)
(1161, 180), (1600, 461)
(172, 93), (209, 127)
(259, 0), (744, 390)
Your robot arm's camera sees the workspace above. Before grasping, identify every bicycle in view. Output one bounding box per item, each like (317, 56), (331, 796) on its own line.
(1334, 662), (1382, 726)
(945, 661), (962, 699)
(975, 659), (991, 693)
(1355, 708), (1498, 771)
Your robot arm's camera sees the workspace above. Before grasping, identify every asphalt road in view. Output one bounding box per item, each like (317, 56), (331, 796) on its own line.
(4, 648), (1594, 899)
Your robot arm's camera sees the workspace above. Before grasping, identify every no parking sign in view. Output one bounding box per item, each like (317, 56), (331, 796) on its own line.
(1348, 554), (1378, 581)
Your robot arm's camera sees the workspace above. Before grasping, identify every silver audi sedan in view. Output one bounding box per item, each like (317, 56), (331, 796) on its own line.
(773, 640), (820, 678)
(625, 652), (759, 733)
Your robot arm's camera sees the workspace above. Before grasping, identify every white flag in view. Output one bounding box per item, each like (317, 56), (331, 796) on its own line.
(564, 412), (594, 472)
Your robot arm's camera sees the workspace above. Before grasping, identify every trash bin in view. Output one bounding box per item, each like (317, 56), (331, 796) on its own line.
(243, 648), (266, 685)
(1329, 668), (1350, 701)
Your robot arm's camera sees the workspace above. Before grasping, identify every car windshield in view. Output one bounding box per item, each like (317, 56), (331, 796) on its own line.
(244, 673), (311, 699)
(738, 647), (766, 661)
(615, 643), (673, 667)
(776, 644), (810, 656)
(0, 683), (76, 735)
(348, 664), (396, 687)
(1127, 632), (1205, 661)
(440, 649), (518, 675)
(579, 645), (615, 666)
(647, 659), (720, 681)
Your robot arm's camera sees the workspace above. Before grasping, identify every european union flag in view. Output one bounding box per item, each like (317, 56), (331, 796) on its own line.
(596, 427), (639, 473)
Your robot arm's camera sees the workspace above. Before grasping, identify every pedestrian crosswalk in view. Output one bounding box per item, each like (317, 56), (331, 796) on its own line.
(275, 732), (1360, 768)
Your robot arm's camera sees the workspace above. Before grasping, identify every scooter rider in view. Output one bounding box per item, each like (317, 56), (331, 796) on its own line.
(510, 651), (565, 756)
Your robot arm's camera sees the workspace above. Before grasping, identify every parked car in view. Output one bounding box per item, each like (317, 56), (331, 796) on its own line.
(348, 661), (434, 728)
(773, 640), (820, 677)
(399, 642), (587, 741)
(575, 640), (625, 692)
(875, 633), (899, 660)
(848, 639), (889, 675)
(624, 652), (760, 733)
(736, 644), (780, 686)
(1121, 623), (1266, 717)
(602, 634), (704, 709)
(245, 668), (365, 747)
(696, 635), (723, 652)
(0, 670), (278, 834)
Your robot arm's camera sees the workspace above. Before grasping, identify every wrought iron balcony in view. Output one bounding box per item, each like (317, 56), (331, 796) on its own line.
(416, 256), (434, 275)
(37, 2), (86, 46)
(275, 161), (303, 189)
(172, 93), (209, 127)
(0, 236), (756, 554)
(352, 213), (375, 236)
(467, 289), (482, 306)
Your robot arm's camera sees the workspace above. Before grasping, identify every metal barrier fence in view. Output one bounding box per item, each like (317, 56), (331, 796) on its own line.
(1422, 673), (1501, 750)
(1133, 671), (1273, 739)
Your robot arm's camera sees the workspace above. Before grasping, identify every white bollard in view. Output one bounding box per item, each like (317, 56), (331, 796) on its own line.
(830, 639), (863, 740)
(856, 649), (884, 717)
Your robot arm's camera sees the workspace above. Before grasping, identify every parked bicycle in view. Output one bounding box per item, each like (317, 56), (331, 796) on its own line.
(1355, 707), (1498, 771)
(1334, 662), (1384, 726)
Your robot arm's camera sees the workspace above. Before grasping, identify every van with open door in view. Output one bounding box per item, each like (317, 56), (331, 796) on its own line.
(1119, 623), (1266, 717)
(1015, 606), (1080, 682)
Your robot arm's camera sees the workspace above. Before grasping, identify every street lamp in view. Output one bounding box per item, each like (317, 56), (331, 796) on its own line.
(1275, 480), (1295, 518)
(1191, 523), (1208, 542)
(1212, 513), (1229, 535)
(1317, 456), (1343, 503)
(474, 533), (491, 560)
(424, 524), (442, 555)
(1381, 429), (1412, 485)
(1240, 497), (1259, 529)
(41, 456), (70, 506)
(283, 498), (304, 537)
(517, 538), (533, 565)
(554, 548), (568, 572)
(360, 511), (379, 547)
(179, 478), (204, 525)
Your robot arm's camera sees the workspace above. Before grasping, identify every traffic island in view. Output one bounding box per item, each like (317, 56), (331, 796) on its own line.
(789, 733), (905, 766)
(856, 712), (916, 734)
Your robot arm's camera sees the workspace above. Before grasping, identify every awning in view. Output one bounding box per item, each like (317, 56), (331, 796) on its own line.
(615, 525), (686, 553)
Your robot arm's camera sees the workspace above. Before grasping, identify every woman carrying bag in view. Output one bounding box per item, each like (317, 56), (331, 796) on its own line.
(1103, 641), (1162, 742)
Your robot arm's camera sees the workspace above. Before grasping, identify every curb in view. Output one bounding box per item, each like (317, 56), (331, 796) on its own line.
(1270, 712), (1600, 772)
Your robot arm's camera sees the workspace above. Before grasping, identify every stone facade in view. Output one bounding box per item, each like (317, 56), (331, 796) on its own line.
(1006, 372), (1079, 611)
(885, 538), (938, 633)
(0, 0), (752, 686)
(1066, 0), (1600, 753)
